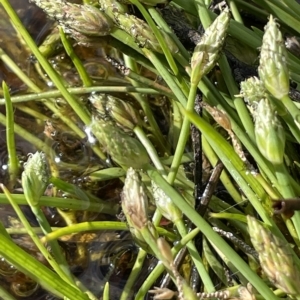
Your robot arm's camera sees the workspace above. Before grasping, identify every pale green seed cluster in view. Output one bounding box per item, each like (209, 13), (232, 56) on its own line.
(89, 93), (142, 131)
(30, 0), (113, 37)
(89, 118), (149, 168)
(122, 168), (149, 230)
(113, 12), (178, 54)
(22, 152), (49, 206)
(152, 181), (182, 223)
(121, 168), (155, 253)
(239, 76), (266, 104)
(99, 0), (128, 19)
(254, 98), (285, 164)
(99, 0), (178, 54)
(248, 216), (300, 295)
(32, 0), (177, 53)
(190, 8), (230, 84)
(258, 15), (289, 100)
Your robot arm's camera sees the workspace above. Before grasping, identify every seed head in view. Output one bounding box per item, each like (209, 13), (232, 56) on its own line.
(89, 94), (142, 131)
(254, 98), (285, 164)
(248, 216), (300, 295)
(258, 15), (289, 100)
(190, 8), (230, 84)
(22, 152), (49, 206)
(114, 13), (178, 54)
(152, 181), (182, 223)
(89, 118), (149, 168)
(121, 168), (148, 230)
(30, 0), (113, 37)
(239, 76), (266, 104)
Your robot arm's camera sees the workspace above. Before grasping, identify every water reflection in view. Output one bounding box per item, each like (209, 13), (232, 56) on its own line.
(0, 1), (138, 299)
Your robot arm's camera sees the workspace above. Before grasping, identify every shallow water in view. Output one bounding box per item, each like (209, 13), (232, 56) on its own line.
(0, 1), (140, 299)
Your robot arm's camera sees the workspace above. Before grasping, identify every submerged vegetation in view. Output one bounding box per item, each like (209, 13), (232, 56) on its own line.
(1, 0), (300, 299)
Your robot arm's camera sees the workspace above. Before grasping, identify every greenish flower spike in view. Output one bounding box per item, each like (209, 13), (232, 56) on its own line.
(239, 76), (266, 104)
(258, 15), (289, 100)
(152, 181), (182, 223)
(89, 94), (142, 131)
(122, 168), (148, 230)
(30, 0), (113, 37)
(255, 98), (285, 164)
(89, 118), (149, 168)
(99, 0), (128, 20)
(190, 8), (230, 85)
(121, 168), (158, 253)
(22, 152), (49, 206)
(113, 13), (178, 54)
(248, 216), (300, 295)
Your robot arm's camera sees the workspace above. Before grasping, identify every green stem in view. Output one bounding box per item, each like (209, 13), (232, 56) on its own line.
(0, 193), (117, 213)
(3, 82), (19, 188)
(195, 0), (255, 143)
(0, 232), (89, 300)
(0, 86), (164, 104)
(167, 82), (197, 184)
(120, 249), (147, 300)
(0, 47), (37, 91)
(148, 169), (280, 300)
(274, 162), (300, 241)
(0, 111), (53, 154)
(1, 185), (76, 288)
(147, 7), (190, 60)
(0, 0), (91, 126)
(0, 30), (89, 140)
(122, 66), (174, 98)
(59, 27), (93, 87)
(31, 206), (75, 284)
(6, 227), (60, 235)
(227, 0), (244, 23)
(41, 222), (175, 243)
(128, 0), (178, 76)
(123, 54), (170, 155)
(281, 94), (300, 133)
(0, 286), (17, 300)
(175, 219), (215, 292)
(134, 127), (167, 177)
(103, 283), (109, 300)
(202, 137), (244, 204)
(135, 227), (201, 299)
(142, 48), (187, 106)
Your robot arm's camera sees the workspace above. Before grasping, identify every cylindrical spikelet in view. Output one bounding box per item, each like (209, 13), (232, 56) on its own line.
(89, 94), (107, 119)
(121, 168), (148, 230)
(190, 8), (230, 84)
(157, 238), (173, 265)
(22, 152), (49, 206)
(114, 12), (178, 54)
(99, 0), (128, 20)
(89, 118), (149, 168)
(30, 0), (113, 37)
(239, 76), (266, 104)
(254, 98), (285, 164)
(152, 181), (182, 223)
(248, 216), (300, 295)
(89, 94), (142, 131)
(258, 15), (289, 100)
(121, 168), (155, 252)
